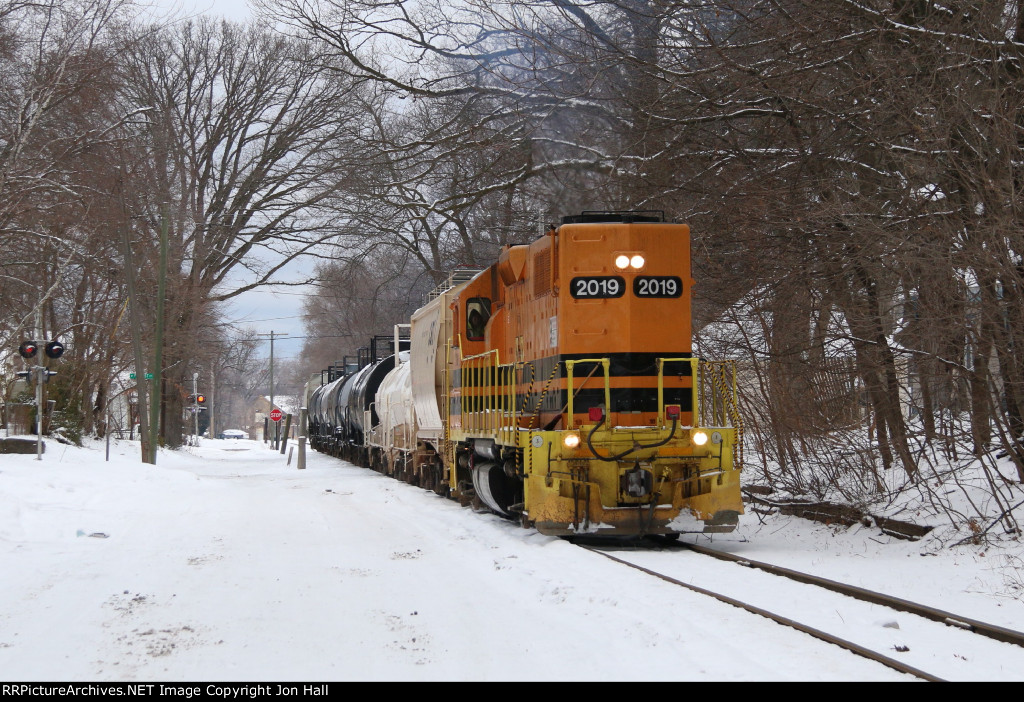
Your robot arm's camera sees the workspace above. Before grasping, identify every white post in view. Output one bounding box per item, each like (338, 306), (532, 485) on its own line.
(298, 407), (307, 470)
(34, 307), (43, 461)
(35, 365), (43, 460)
(192, 372), (199, 445)
(394, 324), (410, 364)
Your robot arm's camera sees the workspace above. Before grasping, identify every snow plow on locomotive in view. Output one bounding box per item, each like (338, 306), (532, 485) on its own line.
(309, 211), (744, 537)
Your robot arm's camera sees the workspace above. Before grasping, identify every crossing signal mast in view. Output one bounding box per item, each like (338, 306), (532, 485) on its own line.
(188, 373), (208, 446)
(16, 338), (66, 460)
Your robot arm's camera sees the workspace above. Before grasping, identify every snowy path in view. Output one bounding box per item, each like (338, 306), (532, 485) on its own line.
(0, 438), (1015, 680)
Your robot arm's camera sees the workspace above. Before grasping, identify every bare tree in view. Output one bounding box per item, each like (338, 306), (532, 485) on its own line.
(0, 0), (146, 444)
(0, 0), (136, 341)
(115, 17), (373, 446)
(260, 0), (1024, 531)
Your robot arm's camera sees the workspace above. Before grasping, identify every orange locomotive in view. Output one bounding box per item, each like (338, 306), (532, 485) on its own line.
(445, 211), (743, 536)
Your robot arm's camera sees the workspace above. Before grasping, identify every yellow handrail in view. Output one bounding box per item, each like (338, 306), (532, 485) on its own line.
(564, 358), (611, 429)
(656, 357), (699, 428)
(459, 348), (518, 441)
(656, 357), (743, 468)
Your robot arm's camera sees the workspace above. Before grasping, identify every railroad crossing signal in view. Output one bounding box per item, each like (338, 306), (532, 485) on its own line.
(14, 340), (61, 464)
(269, 408), (283, 422)
(18, 339), (64, 360)
(195, 394), (206, 406)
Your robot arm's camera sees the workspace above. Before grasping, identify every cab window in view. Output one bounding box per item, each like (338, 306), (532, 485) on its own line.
(466, 298), (491, 341)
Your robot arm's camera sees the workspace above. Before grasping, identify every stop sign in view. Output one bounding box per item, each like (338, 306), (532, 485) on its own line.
(269, 408), (283, 422)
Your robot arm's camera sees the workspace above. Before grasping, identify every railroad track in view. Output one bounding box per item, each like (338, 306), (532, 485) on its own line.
(677, 541), (1024, 648)
(577, 538), (1024, 681)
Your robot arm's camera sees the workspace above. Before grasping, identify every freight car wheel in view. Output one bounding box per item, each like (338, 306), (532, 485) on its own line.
(428, 464), (446, 495)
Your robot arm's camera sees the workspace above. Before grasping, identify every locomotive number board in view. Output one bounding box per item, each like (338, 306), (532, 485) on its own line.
(571, 276), (626, 298)
(633, 276), (683, 298)
(570, 275), (684, 299)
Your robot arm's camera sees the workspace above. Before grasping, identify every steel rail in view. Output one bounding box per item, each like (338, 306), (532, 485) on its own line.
(580, 545), (942, 681)
(676, 541), (1024, 648)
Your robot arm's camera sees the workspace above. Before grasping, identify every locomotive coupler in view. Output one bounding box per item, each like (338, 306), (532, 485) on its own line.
(621, 461), (654, 498)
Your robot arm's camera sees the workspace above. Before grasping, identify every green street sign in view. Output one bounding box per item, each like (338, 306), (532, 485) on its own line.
(144, 373), (153, 379)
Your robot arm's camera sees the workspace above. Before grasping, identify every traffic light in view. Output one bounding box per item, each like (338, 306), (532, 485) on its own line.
(45, 340), (64, 359)
(18, 341), (38, 359)
(196, 394), (206, 406)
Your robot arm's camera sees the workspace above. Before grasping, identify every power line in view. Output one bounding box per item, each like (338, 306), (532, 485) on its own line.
(217, 315), (304, 325)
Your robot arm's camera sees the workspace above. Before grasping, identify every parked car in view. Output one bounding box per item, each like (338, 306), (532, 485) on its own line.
(219, 429), (248, 440)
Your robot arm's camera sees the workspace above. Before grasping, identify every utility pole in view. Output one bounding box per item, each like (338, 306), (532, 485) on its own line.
(117, 169), (152, 463)
(256, 332), (287, 448)
(150, 204), (169, 464)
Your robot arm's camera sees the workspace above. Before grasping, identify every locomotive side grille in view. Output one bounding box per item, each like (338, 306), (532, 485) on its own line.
(534, 251), (551, 297)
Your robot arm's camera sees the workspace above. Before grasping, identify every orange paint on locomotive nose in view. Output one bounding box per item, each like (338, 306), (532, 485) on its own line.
(558, 222), (693, 358)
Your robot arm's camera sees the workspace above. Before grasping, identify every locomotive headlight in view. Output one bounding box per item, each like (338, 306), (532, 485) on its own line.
(563, 432), (581, 449)
(630, 254), (645, 269)
(691, 430), (709, 446)
(614, 254), (630, 270)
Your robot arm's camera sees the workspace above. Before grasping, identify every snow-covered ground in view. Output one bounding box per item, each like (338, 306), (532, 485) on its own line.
(1, 435), (1022, 681)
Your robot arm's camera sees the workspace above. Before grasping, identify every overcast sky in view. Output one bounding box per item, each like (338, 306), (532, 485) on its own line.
(148, 0), (312, 364)
(139, 0), (343, 369)
(146, 0), (253, 22)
